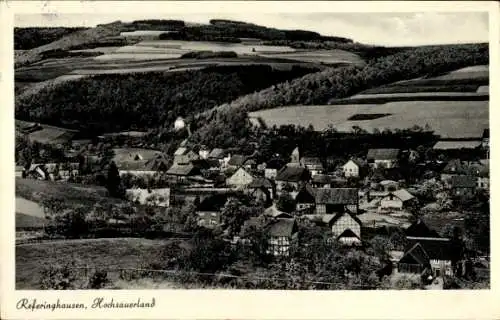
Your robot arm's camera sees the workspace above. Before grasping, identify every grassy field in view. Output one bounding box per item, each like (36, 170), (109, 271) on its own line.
(16, 237), (184, 289)
(249, 100), (488, 138)
(15, 178), (127, 209)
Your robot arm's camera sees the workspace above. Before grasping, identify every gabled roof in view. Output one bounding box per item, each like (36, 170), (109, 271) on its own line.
(314, 188), (358, 205)
(264, 205), (293, 219)
(399, 242), (430, 266)
(227, 154), (247, 167)
(405, 220), (441, 238)
(265, 218), (297, 237)
(208, 148), (227, 159)
(433, 140), (482, 150)
(276, 166), (310, 182)
(367, 148), (400, 160)
(166, 163), (197, 176)
(312, 174), (332, 185)
(295, 184), (316, 203)
(344, 158), (367, 168)
(389, 189), (415, 202)
(174, 147), (189, 156)
(450, 175), (476, 188)
(405, 237), (455, 261)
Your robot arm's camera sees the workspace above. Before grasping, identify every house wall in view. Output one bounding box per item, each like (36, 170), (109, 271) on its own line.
(296, 203), (315, 211)
(430, 259), (452, 276)
(331, 214), (361, 238)
(452, 187), (475, 197)
(346, 204), (358, 214)
(226, 168), (254, 188)
(276, 181), (299, 192)
(380, 195), (403, 210)
(15, 171), (24, 178)
(343, 161), (359, 177)
(397, 263), (426, 274)
(119, 170), (157, 177)
(267, 233), (298, 256)
(264, 168), (277, 180)
(373, 159), (397, 169)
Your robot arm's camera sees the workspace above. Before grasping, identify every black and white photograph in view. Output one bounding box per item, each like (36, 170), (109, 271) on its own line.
(9, 3), (491, 294)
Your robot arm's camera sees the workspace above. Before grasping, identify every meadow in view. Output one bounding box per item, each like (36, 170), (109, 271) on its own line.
(16, 237), (182, 289)
(248, 100), (488, 139)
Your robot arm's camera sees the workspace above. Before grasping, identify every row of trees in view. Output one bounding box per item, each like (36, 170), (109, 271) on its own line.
(16, 65), (317, 134)
(14, 27), (87, 50)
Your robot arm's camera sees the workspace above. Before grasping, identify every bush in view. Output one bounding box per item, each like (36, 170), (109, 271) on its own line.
(87, 269), (109, 289)
(39, 262), (81, 290)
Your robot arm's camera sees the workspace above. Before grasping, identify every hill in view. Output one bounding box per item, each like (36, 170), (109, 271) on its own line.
(14, 27), (89, 50)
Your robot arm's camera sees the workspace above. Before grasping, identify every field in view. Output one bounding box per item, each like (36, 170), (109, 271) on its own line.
(249, 100), (488, 138)
(15, 39), (363, 88)
(15, 178), (127, 209)
(16, 237), (183, 289)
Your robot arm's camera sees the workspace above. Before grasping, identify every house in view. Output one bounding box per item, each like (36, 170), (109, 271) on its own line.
(324, 212), (362, 246)
(191, 158), (221, 172)
(125, 188), (170, 207)
(264, 157), (286, 180)
(404, 237), (457, 276)
(198, 146), (210, 159)
(397, 242), (431, 274)
(226, 167), (255, 189)
(264, 205), (293, 219)
(313, 188), (358, 215)
(379, 189), (416, 212)
(405, 219), (441, 238)
(311, 174), (332, 188)
(247, 177), (274, 204)
(226, 154), (248, 171)
(196, 194), (228, 228)
(449, 175), (476, 197)
(441, 159), (489, 191)
(300, 157), (324, 176)
(208, 148), (227, 160)
(265, 218), (298, 257)
(275, 166), (311, 192)
(367, 148), (400, 169)
(295, 184), (316, 212)
(173, 147), (199, 165)
(26, 163), (79, 181)
(113, 148), (164, 163)
(342, 159), (368, 178)
(380, 180), (399, 192)
(166, 163), (200, 181)
(117, 159), (163, 177)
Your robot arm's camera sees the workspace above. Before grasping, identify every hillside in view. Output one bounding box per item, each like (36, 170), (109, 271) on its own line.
(15, 65), (318, 134)
(188, 43), (488, 148)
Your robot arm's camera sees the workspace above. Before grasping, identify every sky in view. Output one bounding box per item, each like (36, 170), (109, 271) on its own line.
(15, 12), (488, 46)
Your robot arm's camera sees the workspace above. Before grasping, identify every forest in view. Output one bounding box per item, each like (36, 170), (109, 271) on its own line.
(188, 43), (489, 149)
(14, 27), (88, 50)
(15, 65), (318, 135)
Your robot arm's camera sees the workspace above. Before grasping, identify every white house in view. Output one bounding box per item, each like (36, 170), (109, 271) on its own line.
(342, 159), (367, 178)
(226, 167), (255, 189)
(367, 148), (400, 169)
(379, 189), (415, 211)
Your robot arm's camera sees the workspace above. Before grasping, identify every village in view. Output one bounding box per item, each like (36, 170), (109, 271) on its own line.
(15, 115), (490, 290)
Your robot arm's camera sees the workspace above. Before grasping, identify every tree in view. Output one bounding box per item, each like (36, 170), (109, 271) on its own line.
(106, 161), (124, 198)
(276, 192), (296, 213)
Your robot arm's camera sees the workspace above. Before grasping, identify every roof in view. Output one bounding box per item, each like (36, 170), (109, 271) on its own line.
(312, 174), (332, 185)
(450, 175), (476, 188)
(264, 205), (293, 218)
(291, 147), (299, 155)
(265, 218), (297, 237)
(166, 163), (197, 176)
(208, 148), (226, 159)
(227, 154), (247, 167)
(314, 188), (358, 205)
(390, 189), (415, 202)
(405, 220), (441, 238)
(295, 184), (316, 203)
(367, 148), (400, 160)
(15, 165), (25, 171)
(405, 237), (455, 261)
(433, 140), (482, 150)
(399, 242), (430, 266)
(197, 194), (228, 212)
(113, 148), (163, 163)
(174, 147), (189, 156)
(266, 158), (286, 170)
(380, 180), (398, 186)
(192, 158), (221, 169)
(301, 157), (323, 166)
(248, 177), (273, 189)
(276, 166), (310, 182)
